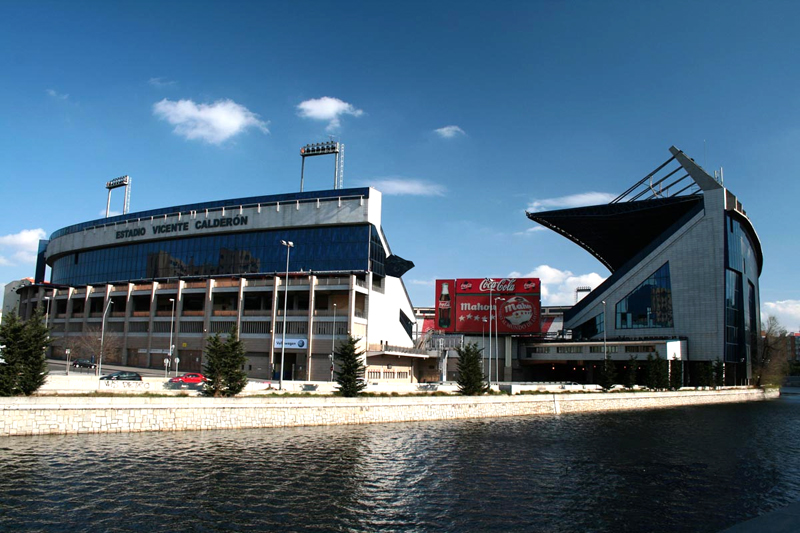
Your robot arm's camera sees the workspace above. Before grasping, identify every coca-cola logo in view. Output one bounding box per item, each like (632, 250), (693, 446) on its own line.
(524, 280), (537, 290)
(479, 278), (516, 292)
(460, 281), (473, 291)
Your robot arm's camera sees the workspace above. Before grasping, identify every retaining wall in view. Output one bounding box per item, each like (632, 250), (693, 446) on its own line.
(0, 389), (777, 437)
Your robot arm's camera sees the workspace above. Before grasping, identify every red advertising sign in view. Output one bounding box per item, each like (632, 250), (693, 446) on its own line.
(434, 278), (541, 334)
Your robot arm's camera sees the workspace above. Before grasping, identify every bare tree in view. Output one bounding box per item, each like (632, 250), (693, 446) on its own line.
(63, 326), (124, 366)
(756, 315), (789, 387)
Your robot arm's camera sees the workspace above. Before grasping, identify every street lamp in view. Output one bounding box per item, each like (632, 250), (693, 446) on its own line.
(331, 303), (337, 382)
(44, 296), (52, 330)
(98, 300), (113, 377)
(485, 278), (493, 387)
(494, 297), (506, 384)
(279, 239), (294, 390)
(169, 298), (176, 376)
(602, 300), (608, 361)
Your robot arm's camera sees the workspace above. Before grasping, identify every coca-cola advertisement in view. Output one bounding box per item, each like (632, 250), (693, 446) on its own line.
(434, 278), (541, 334)
(435, 279), (455, 333)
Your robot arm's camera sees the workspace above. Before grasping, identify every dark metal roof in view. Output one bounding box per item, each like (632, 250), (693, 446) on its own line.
(527, 196), (703, 273)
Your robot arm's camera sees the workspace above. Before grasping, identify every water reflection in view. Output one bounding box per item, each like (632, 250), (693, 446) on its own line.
(1, 398), (799, 532)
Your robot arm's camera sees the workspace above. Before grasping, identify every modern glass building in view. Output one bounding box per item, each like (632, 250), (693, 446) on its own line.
(525, 146), (762, 385)
(17, 187), (431, 384)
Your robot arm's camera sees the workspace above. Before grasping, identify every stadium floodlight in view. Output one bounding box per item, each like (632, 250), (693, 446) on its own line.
(105, 175), (132, 217)
(299, 141), (344, 192)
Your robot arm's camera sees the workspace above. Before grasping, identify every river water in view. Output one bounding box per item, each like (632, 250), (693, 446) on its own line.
(1, 397), (799, 532)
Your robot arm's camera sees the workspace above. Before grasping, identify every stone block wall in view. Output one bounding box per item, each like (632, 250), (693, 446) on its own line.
(0, 389), (774, 437)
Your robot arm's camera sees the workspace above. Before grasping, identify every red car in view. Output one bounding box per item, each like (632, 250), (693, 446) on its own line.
(169, 373), (207, 384)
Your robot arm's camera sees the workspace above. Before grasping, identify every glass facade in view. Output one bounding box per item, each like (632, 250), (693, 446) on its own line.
(615, 262), (673, 329)
(50, 224), (384, 286)
(573, 313), (604, 340)
(725, 215), (760, 364)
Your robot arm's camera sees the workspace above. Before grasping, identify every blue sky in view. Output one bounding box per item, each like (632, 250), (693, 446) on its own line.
(1, 1), (799, 328)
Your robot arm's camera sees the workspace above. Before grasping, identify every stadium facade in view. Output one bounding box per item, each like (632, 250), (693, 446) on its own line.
(16, 187), (433, 382)
(524, 146), (762, 385)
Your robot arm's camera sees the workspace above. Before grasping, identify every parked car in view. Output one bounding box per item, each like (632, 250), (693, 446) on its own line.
(169, 373), (207, 384)
(72, 359), (97, 369)
(100, 371), (142, 381)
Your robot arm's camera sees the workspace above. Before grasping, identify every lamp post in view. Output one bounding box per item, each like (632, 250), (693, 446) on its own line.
(98, 300), (113, 377)
(486, 278), (493, 387)
(602, 300), (607, 361)
(44, 296), (52, 330)
(169, 298), (176, 376)
(279, 239), (294, 390)
(331, 303), (337, 381)
(494, 297), (506, 384)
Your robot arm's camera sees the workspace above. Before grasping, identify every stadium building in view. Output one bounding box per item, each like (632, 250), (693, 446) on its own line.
(16, 187), (431, 382)
(524, 146), (762, 385)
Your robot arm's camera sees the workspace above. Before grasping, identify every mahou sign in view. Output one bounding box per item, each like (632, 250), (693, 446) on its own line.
(435, 278), (541, 334)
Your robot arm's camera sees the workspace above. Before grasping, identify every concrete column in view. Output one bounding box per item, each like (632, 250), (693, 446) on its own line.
(306, 275), (316, 381)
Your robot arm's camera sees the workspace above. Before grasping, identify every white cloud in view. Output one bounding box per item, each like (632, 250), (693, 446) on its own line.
(153, 98), (269, 144)
(46, 89), (68, 100)
(368, 178), (446, 196)
(434, 125), (465, 138)
(527, 191), (617, 213)
(149, 77), (177, 88)
(0, 229), (47, 266)
(296, 96), (363, 132)
(514, 226), (546, 237)
(508, 264), (606, 306)
(762, 300), (800, 331)
(411, 279), (436, 287)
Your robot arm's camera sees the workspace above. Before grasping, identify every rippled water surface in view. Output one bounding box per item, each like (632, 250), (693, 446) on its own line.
(2, 397), (800, 532)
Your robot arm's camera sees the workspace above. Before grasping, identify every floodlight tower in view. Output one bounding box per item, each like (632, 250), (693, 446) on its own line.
(105, 175), (131, 217)
(299, 141), (344, 192)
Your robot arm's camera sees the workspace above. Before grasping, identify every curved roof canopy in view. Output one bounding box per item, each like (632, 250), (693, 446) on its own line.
(527, 196), (703, 273)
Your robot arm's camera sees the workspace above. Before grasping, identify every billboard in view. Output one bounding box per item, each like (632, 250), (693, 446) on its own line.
(435, 278), (541, 334)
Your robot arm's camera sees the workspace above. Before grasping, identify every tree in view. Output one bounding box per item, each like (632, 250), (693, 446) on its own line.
(713, 358), (725, 388)
(335, 335), (367, 397)
(654, 354), (669, 391)
(456, 342), (488, 395)
(597, 354), (617, 390)
(18, 308), (50, 395)
(203, 327), (248, 397)
(644, 353), (658, 389)
(669, 357), (683, 390)
(756, 316), (789, 387)
(66, 325), (124, 366)
(623, 355), (638, 388)
(0, 310), (49, 396)
(696, 362), (713, 388)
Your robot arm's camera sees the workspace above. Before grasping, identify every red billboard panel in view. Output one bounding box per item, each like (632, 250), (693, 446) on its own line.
(435, 278), (541, 334)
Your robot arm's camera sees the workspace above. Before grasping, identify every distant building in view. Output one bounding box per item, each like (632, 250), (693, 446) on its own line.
(3, 278), (33, 317)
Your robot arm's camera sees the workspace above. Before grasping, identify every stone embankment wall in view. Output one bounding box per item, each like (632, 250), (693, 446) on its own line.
(0, 389), (777, 437)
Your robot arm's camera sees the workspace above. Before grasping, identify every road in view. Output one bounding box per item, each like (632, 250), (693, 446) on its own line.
(47, 359), (175, 378)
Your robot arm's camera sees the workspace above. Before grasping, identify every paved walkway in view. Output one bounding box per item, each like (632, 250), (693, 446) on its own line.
(720, 501), (800, 532)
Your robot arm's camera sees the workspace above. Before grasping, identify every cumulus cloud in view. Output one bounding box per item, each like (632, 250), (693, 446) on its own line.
(368, 178), (446, 196)
(296, 96), (363, 131)
(0, 229), (47, 265)
(149, 77), (177, 88)
(508, 264), (606, 306)
(153, 98), (269, 144)
(762, 300), (800, 331)
(46, 89), (68, 100)
(514, 226), (546, 237)
(435, 125), (466, 138)
(527, 192), (617, 213)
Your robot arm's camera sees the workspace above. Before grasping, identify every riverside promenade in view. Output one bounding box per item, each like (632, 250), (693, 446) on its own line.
(0, 387), (777, 437)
